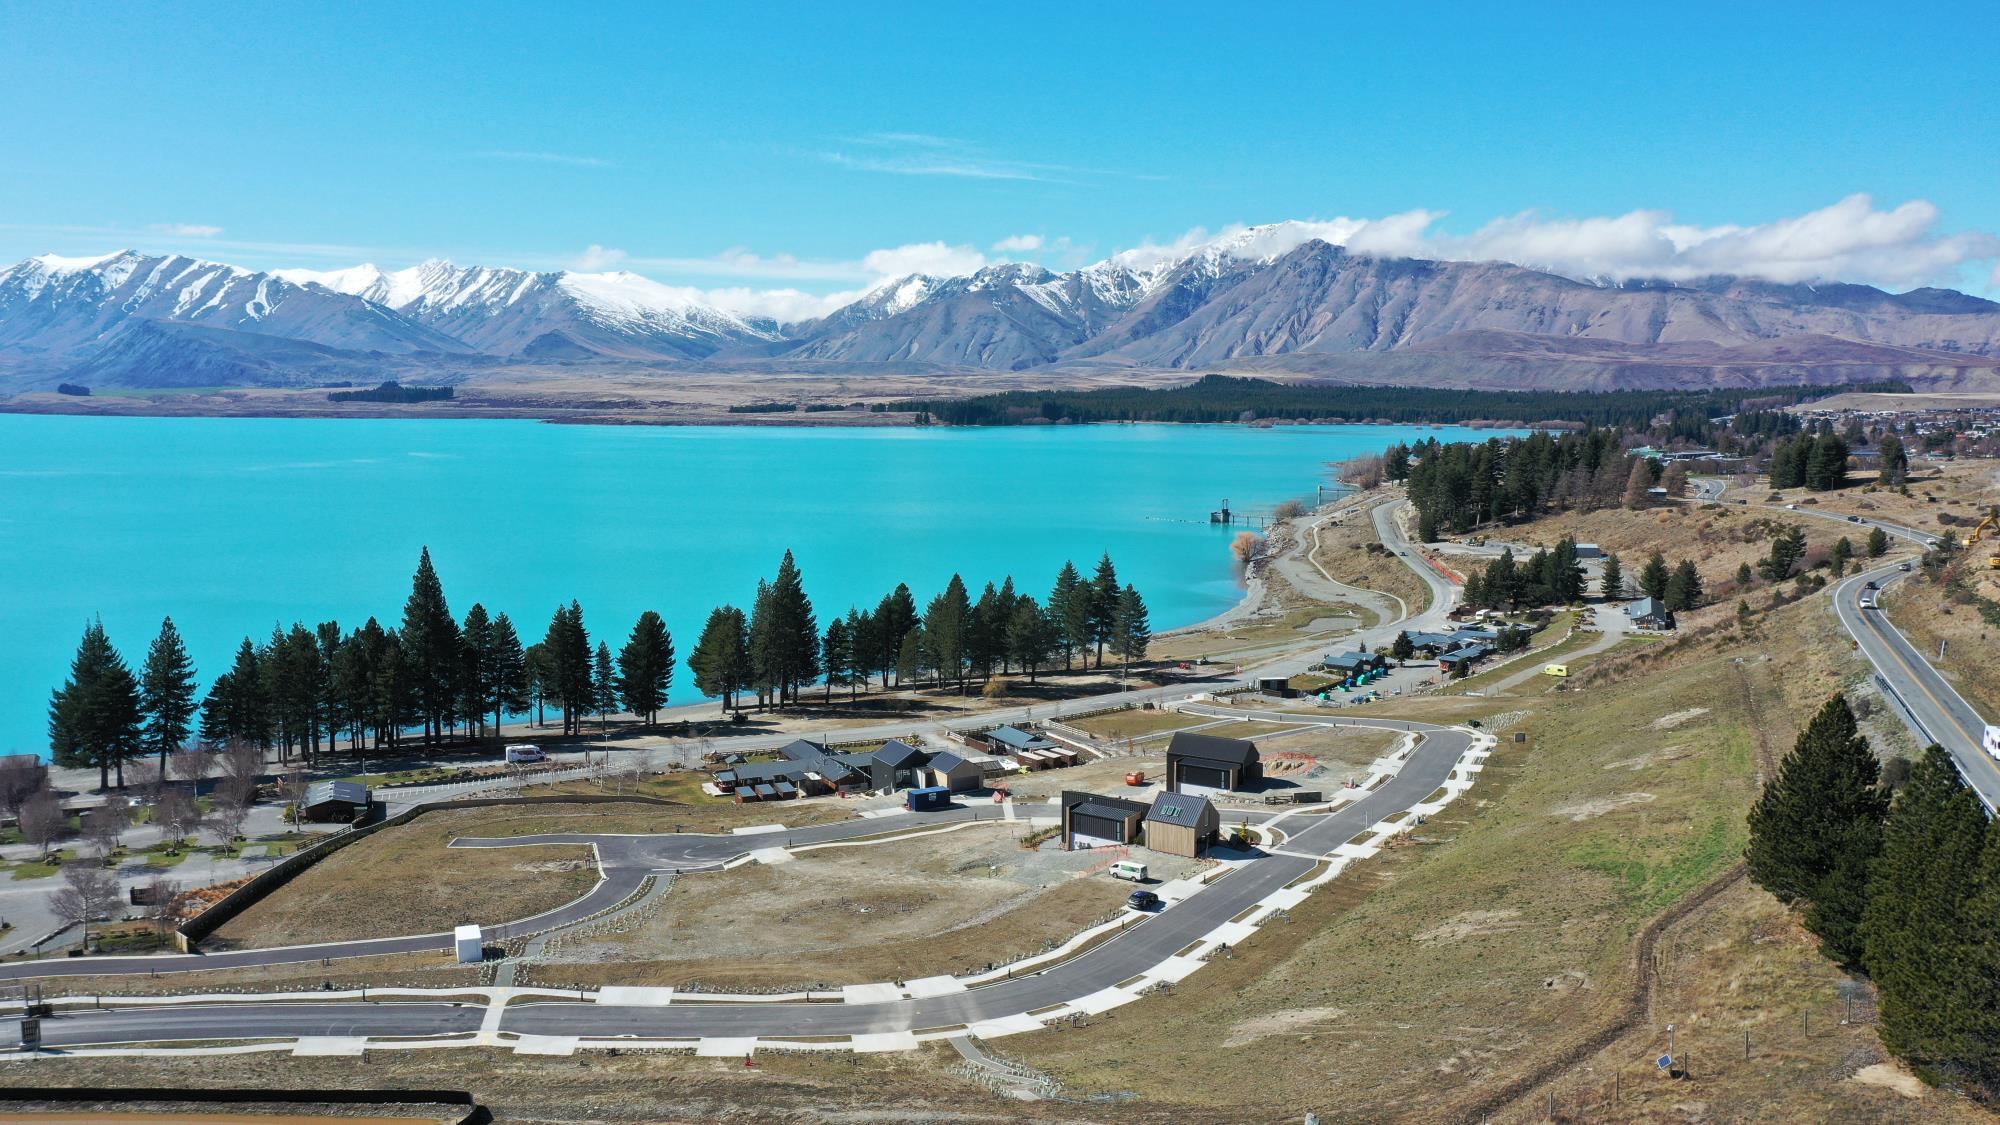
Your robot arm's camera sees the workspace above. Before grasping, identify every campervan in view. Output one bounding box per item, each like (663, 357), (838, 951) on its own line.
(505, 744), (547, 765)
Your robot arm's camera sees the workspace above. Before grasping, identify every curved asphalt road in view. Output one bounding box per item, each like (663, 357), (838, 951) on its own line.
(5, 716), (1474, 1047)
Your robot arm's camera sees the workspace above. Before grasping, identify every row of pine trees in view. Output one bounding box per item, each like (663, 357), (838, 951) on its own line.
(1747, 695), (2000, 1095)
(46, 547), (1152, 786)
(686, 550), (1153, 709)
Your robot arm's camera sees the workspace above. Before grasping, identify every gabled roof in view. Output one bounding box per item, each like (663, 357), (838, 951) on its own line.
(1145, 791), (1214, 827)
(1063, 789), (1149, 821)
(304, 779), (368, 807)
(1166, 731), (1259, 768)
(1441, 643), (1492, 662)
(1322, 650), (1377, 669)
(984, 725), (1050, 750)
(927, 750), (977, 772)
(1626, 596), (1668, 618)
(872, 739), (929, 769)
(1405, 631), (1457, 649)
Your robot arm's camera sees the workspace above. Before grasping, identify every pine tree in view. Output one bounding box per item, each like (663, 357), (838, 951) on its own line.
(842, 608), (868, 699)
(1663, 560), (1703, 611)
(1112, 584), (1151, 665)
(1048, 562), (1088, 671)
(689, 605), (750, 711)
(1745, 695), (1888, 966)
(1006, 596), (1051, 683)
(873, 584), (918, 687)
(1600, 553), (1624, 600)
(591, 642), (617, 729)
(544, 602), (593, 735)
(48, 618), (145, 790)
(1088, 553), (1120, 668)
(460, 604), (497, 739)
(615, 611), (674, 725)
(821, 616), (851, 702)
(1862, 746), (1992, 1078)
(489, 612), (530, 736)
(1877, 434), (1908, 485)
(762, 551), (819, 705)
(1391, 630), (1415, 661)
(1866, 526), (1890, 558)
(399, 547), (459, 745)
(1638, 552), (1670, 600)
(1760, 526), (1808, 581)
(1830, 536), (1853, 578)
(923, 574), (972, 690)
(139, 616), (198, 772)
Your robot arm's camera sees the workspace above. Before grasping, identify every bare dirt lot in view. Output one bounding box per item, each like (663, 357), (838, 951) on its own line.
(525, 823), (1201, 991)
(29, 950), (480, 996)
(207, 808), (602, 949)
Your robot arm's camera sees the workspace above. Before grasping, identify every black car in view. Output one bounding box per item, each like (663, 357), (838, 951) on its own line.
(1864, 581), (1878, 591)
(1127, 889), (1163, 911)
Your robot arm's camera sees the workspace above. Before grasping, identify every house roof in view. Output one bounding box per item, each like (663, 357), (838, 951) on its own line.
(304, 779), (368, 807)
(928, 750), (977, 772)
(1145, 792), (1214, 827)
(1064, 789), (1149, 822)
(1166, 731), (1259, 769)
(1406, 631), (1457, 649)
(872, 739), (929, 769)
(776, 738), (830, 762)
(1322, 650), (1377, 669)
(1626, 596), (1668, 618)
(984, 725), (1051, 750)
(1441, 644), (1492, 662)
(1449, 628), (1499, 642)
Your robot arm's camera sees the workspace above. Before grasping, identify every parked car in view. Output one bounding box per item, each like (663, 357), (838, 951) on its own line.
(1126, 889), (1163, 911)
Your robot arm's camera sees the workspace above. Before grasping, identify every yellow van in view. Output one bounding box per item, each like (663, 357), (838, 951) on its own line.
(1542, 663), (1569, 678)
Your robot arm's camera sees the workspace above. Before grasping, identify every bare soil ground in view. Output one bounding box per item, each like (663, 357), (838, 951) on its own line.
(524, 823), (1199, 991)
(1071, 707), (1209, 742)
(518, 773), (867, 832)
(207, 808), (601, 949)
(1002, 754), (1163, 802)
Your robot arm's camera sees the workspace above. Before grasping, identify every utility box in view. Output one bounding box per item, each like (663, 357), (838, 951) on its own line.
(454, 924), (484, 964)
(906, 786), (951, 812)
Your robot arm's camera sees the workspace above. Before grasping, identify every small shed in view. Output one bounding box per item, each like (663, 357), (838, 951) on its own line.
(1143, 792), (1219, 858)
(454, 924), (484, 964)
(299, 780), (370, 823)
(925, 750), (985, 793)
(1165, 732), (1262, 794)
(906, 785), (952, 812)
(1060, 790), (1148, 850)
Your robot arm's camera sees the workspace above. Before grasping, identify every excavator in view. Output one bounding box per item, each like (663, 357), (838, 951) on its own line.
(1968, 511), (2000, 570)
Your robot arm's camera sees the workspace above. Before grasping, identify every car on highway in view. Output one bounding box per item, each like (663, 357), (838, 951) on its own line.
(1864, 581), (1878, 591)
(1859, 596), (1878, 610)
(1127, 889), (1163, 911)
(1847, 515), (1862, 523)
(1900, 562), (1913, 572)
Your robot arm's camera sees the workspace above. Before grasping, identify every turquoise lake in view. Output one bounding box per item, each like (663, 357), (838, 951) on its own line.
(0, 415), (1504, 758)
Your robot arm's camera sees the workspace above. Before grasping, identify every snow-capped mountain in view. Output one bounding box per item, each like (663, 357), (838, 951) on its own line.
(4, 230), (1999, 391)
(281, 260), (779, 360)
(0, 251), (461, 357)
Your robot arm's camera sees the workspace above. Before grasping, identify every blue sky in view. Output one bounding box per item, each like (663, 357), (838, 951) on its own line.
(4, 0), (1998, 307)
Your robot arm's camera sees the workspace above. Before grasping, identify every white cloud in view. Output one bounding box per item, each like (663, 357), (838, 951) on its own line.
(992, 233), (1044, 252)
(861, 241), (989, 278)
(1109, 196), (2000, 291)
(571, 244), (628, 270)
(150, 222), (223, 238)
(475, 150), (615, 168)
(698, 285), (868, 323)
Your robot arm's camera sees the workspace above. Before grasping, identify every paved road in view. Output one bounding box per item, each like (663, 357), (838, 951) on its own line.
(1834, 564), (2000, 811)
(3, 717), (1475, 1047)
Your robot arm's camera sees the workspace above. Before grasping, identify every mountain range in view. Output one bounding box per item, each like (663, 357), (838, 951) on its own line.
(5, 233), (2000, 393)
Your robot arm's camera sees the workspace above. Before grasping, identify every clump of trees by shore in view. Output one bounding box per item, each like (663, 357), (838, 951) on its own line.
(1748, 695), (2000, 1098)
(42, 546), (1156, 778)
(690, 551), (1152, 712)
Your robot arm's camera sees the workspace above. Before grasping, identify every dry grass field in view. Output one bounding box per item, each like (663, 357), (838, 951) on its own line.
(31, 950), (481, 996)
(525, 823), (1192, 992)
(1311, 499), (1433, 616)
(206, 808), (602, 949)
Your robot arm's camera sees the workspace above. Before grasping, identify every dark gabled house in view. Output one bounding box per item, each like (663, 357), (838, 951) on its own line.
(1165, 731), (1262, 793)
(299, 779), (370, 823)
(1320, 649), (1386, 676)
(1438, 643), (1493, 672)
(1060, 789), (1148, 849)
(1626, 596), (1675, 630)
(925, 750), (985, 792)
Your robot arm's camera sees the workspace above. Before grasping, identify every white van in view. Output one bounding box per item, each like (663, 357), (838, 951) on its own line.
(505, 744), (547, 765)
(1984, 725), (2000, 762)
(1109, 860), (1149, 883)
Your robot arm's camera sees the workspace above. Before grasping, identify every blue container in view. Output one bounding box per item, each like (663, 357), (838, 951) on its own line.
(906, 786), (952, 812)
